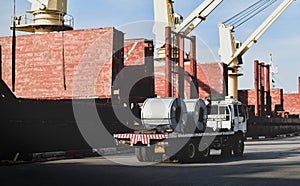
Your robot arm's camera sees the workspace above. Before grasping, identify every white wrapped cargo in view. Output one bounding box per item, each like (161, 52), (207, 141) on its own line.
(184, 99), (207, 132)
(141, 98), (187, 132)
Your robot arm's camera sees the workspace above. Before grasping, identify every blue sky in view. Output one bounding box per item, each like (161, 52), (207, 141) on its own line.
(1, 0), (300, 92)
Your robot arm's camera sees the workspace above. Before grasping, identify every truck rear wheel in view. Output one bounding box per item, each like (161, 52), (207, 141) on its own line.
(179, 140), (202, 163)
(199, 142), (210, 160)
(136, 147), (163, 162)
(135, 148), (144, 162)
(135, 147), (153, 162)
(233, 135), (244, 157)
(187, 142), (197, 160)
(141, 147), (154, 162)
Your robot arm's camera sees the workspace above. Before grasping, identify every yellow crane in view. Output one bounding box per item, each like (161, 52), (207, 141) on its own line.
(218, 0), (295, 100)
(153, 0), (223, 58)
(11, 0), (73, 32)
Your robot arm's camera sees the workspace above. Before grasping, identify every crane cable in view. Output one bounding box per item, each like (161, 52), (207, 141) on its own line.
(12, 0), (16, 92)
(224, 0), (278, 28)
(224, 0), (268, 25)
(62, 1), (66, 90)
(234, 0), (278, 28)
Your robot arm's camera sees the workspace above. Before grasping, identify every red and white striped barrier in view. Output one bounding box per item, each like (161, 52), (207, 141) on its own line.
(114, 134), (167, 145)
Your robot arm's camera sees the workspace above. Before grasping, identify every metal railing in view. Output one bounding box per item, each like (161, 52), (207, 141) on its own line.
(11, 12), (74, 29)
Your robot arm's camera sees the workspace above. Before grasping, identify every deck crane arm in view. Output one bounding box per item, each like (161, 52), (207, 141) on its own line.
(153, 0), (223, 56)
(174, 0), (223, 35)
(225, 0), (295, 66)
(219, 0), (295, 100)
(153, 0), (223, 35)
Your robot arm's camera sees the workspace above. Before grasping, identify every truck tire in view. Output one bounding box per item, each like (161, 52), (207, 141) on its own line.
(187, 141), (197, 160)
(199, 142), (210, 160)
(135, 148), (144, 162)
(179, 140), (201, 163)
(233, 135), (244, 157)
(136, 147), (163, 162)
(141, 147), (153, 162)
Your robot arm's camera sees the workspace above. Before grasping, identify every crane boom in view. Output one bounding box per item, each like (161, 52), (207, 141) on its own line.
(226, 0), (294, 66)
(174, 0), (222, 35)
(153, 0), (223, 57)
(219, 0), (294, 100)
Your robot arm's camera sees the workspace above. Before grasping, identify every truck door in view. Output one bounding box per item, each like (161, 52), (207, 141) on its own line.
(233, 105), (239, 130)
(233, 104), (246, 131)
(238, 105), (247, 131)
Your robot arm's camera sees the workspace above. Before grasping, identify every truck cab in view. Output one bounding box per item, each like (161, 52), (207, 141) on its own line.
(206, 97), (247, 133)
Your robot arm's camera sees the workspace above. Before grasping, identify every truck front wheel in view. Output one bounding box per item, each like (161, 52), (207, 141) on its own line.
(233, 135), (244, 157)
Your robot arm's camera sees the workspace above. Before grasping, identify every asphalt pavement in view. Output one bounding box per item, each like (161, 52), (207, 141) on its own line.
(1, 136), (300, 186)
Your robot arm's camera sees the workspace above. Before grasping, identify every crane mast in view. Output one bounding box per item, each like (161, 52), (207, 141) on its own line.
(219, 0), (294, 100)
(153, 0), (223, 57)
(28, 0), (47, 10)
(153, 0), (182, 50)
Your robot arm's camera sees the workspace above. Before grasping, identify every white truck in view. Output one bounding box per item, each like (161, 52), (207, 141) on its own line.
(114, 97), (247, 163)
